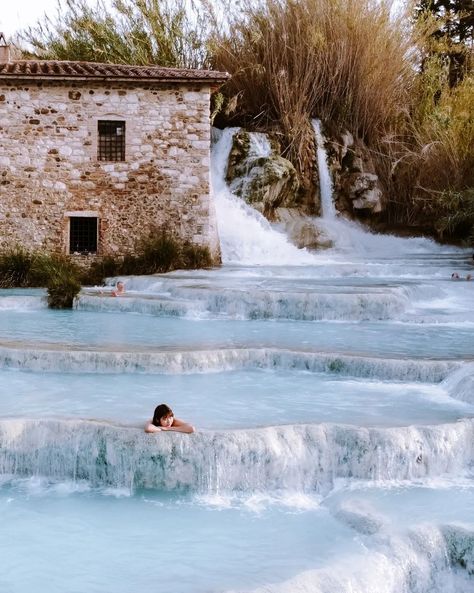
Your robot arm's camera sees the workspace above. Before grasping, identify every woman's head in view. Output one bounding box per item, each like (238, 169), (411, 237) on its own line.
(152, 403), (174, 427)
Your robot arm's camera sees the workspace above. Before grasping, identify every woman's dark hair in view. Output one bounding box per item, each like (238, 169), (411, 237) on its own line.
(152, 404), (173, 427)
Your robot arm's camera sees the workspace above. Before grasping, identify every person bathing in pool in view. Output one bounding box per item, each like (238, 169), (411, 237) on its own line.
(112, 281), (125, 297)
(144, 404), (195, 434)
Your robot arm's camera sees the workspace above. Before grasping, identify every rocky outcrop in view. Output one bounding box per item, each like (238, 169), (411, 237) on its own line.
(330, 132), (385, 217)
(226, 131), (300, 218)
(274, 207), (334, 250)
(344, 172), (383, 212)
(221, 124), (387, 251)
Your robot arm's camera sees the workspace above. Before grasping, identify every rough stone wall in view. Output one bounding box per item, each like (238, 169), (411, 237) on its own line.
(0, 80), (220, 261)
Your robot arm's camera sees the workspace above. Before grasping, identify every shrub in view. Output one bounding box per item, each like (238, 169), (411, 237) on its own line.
(378, 68), (474, 231)
(81, 256), (121, 286)
(0, 248), (82, 307)
(0, 231), (213, 306)
(120, 253), (139, 276)
(30, 252), (80, 283)
(47, 272), (82, 309)
(32, 254), (82, 308)
(136, 231), (182, 274)
(125, 230), (212, 275)
(435, 189), (474, 245)
(181, 241), (213, 269)
(0, 246), (36, 288)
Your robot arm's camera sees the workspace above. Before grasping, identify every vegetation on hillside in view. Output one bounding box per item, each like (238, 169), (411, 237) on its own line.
(377, 1), (474, 238)
(19, 0), (474, 244)
(210, 0), (419, 209)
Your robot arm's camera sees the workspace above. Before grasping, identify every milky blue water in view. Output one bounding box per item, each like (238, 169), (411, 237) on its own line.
(1, 367), (473, 428)
(1, 482), (362, 593)
(1, 251), (473, 593)
(2, 305), (474, 360)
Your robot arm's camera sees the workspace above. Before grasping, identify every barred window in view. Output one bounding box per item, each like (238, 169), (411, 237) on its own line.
(98, 120), (125, 161)
(69, 217), (98, 254)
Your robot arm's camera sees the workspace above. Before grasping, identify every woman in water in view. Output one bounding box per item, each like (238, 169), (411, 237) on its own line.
(144, 404), (195, 434)
(112, 281), (125, 296)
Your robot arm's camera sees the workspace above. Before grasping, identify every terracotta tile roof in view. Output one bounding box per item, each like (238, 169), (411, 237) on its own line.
(0, 60), (229, 83)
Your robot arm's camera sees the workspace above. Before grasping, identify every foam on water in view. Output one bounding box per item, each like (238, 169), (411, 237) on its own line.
(325, 479), (474, 530)
(441, 362), (474, 404)
(76, 263), (474, 327)
(78, 286), (410, 321)
(1, 476), (472, 593)
(239, 524), (474, 593)
(0, 480), (362, 593)
(0, 295), (47, 311)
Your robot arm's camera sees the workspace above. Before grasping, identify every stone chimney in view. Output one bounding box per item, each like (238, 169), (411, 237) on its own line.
(0, 32), (11, 63)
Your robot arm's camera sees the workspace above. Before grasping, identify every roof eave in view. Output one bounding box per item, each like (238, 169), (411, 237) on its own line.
(0, 75), (229, 84)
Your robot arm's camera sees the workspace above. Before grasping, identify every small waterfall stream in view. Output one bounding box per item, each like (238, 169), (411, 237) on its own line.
(312, 118), (337, 219)
(310, 119), (451, 256)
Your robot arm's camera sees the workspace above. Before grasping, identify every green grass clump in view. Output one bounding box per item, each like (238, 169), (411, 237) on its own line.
(134, 231), (183, 274)
(120, 230), (213, 277)
(435, 189), (474, 245)
(181, 241), (213, 269)
(0, 246), (36, 288)
(46, 271), (82, 309)
(0, 248), (82, 307)
(32, 254), (82, 309)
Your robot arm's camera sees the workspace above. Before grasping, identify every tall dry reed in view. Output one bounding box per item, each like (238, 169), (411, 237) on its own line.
(212, 0), (415, 176)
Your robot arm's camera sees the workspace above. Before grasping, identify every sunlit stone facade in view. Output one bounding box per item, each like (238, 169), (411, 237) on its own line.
(0, 62), (227, 261)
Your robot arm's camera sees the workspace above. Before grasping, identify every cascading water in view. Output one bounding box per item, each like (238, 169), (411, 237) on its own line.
(213, 121), (456, 262)
(312, 119), (337, 219)
(310, 118), (460, 256)
(211, 128), (316, 265)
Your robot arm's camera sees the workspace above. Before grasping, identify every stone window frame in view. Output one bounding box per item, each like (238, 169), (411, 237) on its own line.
(90, 113), (131, 163)
(65, 210), (99, 255)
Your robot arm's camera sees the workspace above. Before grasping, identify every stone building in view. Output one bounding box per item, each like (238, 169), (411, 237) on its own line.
(0, 40), (228, 262)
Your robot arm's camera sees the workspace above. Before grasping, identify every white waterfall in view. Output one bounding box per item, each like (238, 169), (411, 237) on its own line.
(212, 124), (453, 261)
(311, 119), (455, 255)
(211, 128), (316, 265)
(246, 132), (272, 158)
(312, 118), (337, 219)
